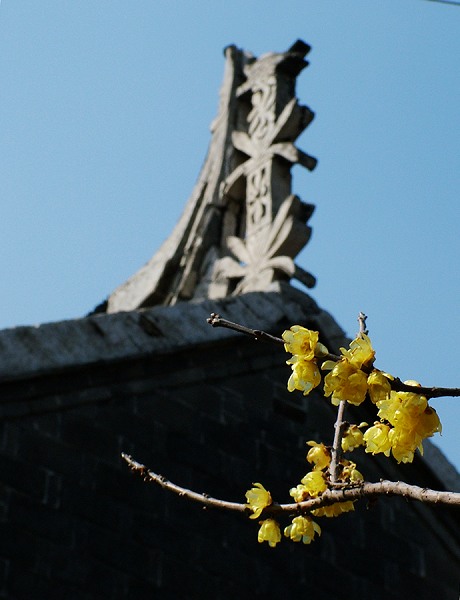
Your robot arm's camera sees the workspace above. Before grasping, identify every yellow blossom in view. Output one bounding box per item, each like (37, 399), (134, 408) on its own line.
(341, 423), (367, 452)
(367, 370), (392, 404)
(284, 516), (321, 544)
(372, 382), (442, 463)
(257, 519), (281, 548)
(419, 406), (442, 438)
(282, 326), (319, 360)
(312, 501), (355, 518)
(289, 470), (327, 502)
(387, 403), (442, 464)
(388, 428), (419, 463)
(323, 360), (368, 406)
(289, 484), (310, 503)
(340, 460), (364, 483)
(286, 356), (321, 396)
(340, 334), (375, 369)
(245, 483), (272, 519)
(363, 422), (392, 457)
(306, 441), (331, 470)
(300, 470), (327, 497)
(378, 386), (427, 426)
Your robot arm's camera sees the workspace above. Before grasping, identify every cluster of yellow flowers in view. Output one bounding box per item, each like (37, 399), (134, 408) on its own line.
(245, 442), (364, 547)
(290, 441), (362, 517)
(244, 324), (443, 548)
(365, 382), (442, 463)
(282, 326), (323, 396)
(283, 325), (441, 463)
(322, 334), (375, 406)
(245, 482), (321, 547)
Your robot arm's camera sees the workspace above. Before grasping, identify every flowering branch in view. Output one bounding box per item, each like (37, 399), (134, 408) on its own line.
(329, 313), (368, 484)
(207, 313), (460, 399)
(208, 313), (338, 362)
(124, 312), (460, 549)
(122, 453), (460, 509)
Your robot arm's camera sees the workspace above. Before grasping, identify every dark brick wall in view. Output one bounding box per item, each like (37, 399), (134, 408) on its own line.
(0, 307), (459, 599)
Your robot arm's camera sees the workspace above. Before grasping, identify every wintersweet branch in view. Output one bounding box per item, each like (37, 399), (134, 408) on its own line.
(122, 453), (460, 509)
(390, 378), (460, 398)
(329, 312), (368, 482)
(329, 401), (346, 484)
(207, 313), (338, 362)
(207, 313), (285, 346)
(121, 453), (247, 513)
(206, 313), (460, 398)
(357, 311), (368, 336)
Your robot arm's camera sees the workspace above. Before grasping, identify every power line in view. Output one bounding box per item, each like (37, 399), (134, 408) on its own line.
(424, 0), (460, 6)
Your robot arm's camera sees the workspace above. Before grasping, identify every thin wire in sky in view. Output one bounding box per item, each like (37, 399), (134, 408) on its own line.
(424, 0), (460, 5)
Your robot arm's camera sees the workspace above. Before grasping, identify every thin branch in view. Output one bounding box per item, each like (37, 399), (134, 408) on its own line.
(357, 311), (368, 336)
(207, 313), (339, 362)
(329, 400), (347, 483)
(207, 313), (285, 345)
(329, 311), (368, 481)
(390, 378), (460, 398)
(121, 453), (247, 513)
(122, 453), (460, 511)
(329, 313), (368, 483)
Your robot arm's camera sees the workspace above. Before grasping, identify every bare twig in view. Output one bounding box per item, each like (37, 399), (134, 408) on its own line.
(390, 379), (460, 398)
(207, 313), (285, 345)
(122, 453), (460, 510)
(329, 401), (347, 484)
(121, 453), (247, 514)
(357, 311), (368, 336)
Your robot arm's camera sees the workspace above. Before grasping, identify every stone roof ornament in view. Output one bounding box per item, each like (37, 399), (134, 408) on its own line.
(106, 40), (317, 313)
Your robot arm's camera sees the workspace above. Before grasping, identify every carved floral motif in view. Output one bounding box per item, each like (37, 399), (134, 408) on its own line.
(218, 45), (316, 294)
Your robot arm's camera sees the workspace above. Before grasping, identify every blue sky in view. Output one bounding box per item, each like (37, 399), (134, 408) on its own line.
(0, 1), (459, 471)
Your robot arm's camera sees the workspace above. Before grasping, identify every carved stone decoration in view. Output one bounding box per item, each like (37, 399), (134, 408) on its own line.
(215, 194), (313, 293)
(215, 42), (317, 296)
(105, 41), (317, 314)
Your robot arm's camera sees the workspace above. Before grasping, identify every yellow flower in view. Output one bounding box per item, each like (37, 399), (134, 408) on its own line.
(340, 460), (364, 483)
(306, 441), (331, 470)
(388, 428), (419, 463)
(387, 401), (442, 464)
(367, 370), (392, 404)
(282, 326), (319, 360)
(363, 422), (392, 457)
(340, 334), (375, 369)
(419, 406), (442, 438)
(341, 423), (367, 452)
(284, 516), (321, 544)
(312, 501), (355, 518)
(300, 470), (327, 497)
(289, 470), (327, 502)
(286, 356), (321, 396)
(378, 386), (427, 426)
(245, 483), (272, 519)
(371, 382), (442, 463)
(289, 484), (310, 503)
(257, 519), (281, 548)
(323, 360), (368, 406)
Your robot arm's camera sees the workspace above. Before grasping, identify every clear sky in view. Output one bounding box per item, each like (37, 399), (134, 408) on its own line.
(0, 1), (459, 471)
